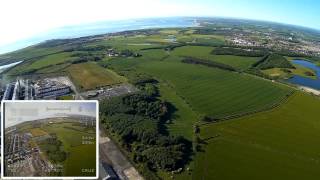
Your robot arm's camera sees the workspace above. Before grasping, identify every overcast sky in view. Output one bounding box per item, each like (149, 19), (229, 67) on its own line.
(0, 0), (319, 51)
(4, 101), (97, 128)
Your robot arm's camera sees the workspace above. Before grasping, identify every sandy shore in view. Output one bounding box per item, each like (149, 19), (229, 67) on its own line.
(298, 86), (320, 96)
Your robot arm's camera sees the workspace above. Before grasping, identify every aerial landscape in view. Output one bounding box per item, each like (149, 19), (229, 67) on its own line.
(0, 0), (320, 179)
(2, 101), (98, 178)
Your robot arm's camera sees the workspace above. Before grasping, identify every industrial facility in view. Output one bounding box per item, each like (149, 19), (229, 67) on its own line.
(1, 78), (72, 100)
(33, 78), (71, 99)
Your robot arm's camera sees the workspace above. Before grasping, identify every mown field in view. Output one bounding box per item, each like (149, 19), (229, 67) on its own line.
(67, 62), (126, 91)
(138, 60), (292, 119)
(194, 92), (320, 180)
(157, 82), (199, 140)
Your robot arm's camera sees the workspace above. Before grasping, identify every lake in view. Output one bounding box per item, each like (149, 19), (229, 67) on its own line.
(287, 60), (320, 90)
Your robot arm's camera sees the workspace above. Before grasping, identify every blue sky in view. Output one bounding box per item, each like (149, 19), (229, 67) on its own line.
(0, 0), (319, 54)
(191, 0), (319, 29)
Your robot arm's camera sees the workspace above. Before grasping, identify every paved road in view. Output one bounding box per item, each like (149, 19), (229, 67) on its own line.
(99, 127), (144, 180)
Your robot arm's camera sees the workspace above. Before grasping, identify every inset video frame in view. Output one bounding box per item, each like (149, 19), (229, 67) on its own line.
(1, 100), (99, 179)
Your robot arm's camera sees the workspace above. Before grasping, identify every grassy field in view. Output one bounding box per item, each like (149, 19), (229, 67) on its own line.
(139, 60), (292, 119)
(67, 62), (126, 91)
(0, 46), (62, 65)
(64, 144), (96, 176)
(263, 64), (317, 79)
(42, 121), (96, 176)
(194, 92), (320, 180)
(171, 46), (259, 70)
(5, 52), (73, 75)
(42, 122), (95, 151)
(158, 82), (199, 140)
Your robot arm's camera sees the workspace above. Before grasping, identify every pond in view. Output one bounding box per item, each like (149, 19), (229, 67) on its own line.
(287, 60), (320, 90)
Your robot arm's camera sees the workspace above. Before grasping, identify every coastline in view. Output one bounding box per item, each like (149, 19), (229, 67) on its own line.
(298, 86), (320, 96)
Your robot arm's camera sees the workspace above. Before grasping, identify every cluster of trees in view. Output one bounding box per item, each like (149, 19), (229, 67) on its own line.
(141, 44), (185, 51)
(70, 52), (104, 64)
(63, 45), (110, 52)
(119, 49), (142, 57)
(193, 28), (230, 36)
(128, 73), (158, 86)
(182, 57), (237, 72)
(100, 89), (191, 177)
(42, 133), (67, 163)
(275, 49), (309, 57)
(212, 47), (266, 57)
(253, 54), (295, 70)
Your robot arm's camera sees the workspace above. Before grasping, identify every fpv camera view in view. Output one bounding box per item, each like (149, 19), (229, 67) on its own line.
(2, 101), (98, 178)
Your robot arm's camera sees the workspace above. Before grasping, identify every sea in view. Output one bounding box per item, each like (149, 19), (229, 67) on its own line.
(0, 17), (197, 55)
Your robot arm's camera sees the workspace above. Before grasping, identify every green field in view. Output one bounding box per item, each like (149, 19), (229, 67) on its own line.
(263, 64), (317, 79)
(172, 46), (259, 70)
(42, 121), (96, 176)
(0, 46), (62, 65)
(194, 92), (320, 180)
(5, 52), (73, 75)
(157, 82), (199, 140)
(67, 62), (126, 90)
(64, 144), (96, 176)
(139, 60), (292, 119)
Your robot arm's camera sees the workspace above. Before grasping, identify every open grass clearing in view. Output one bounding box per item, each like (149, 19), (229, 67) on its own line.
(138, 60), (292, 119)
(67, 62), (126, 91)
(171, 46), (259, 70)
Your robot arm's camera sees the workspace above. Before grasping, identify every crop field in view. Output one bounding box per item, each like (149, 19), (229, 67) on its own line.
(139, 60), (292, 119)
(194, 92), (320, 180)
(67, 62), (126, 90)
(30, 128), (49, 137)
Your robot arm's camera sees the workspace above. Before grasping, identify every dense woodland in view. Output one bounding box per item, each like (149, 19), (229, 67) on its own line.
(100, 82), (192, 179)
